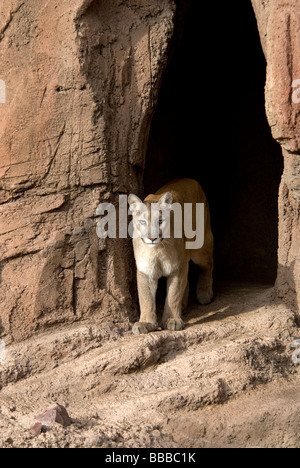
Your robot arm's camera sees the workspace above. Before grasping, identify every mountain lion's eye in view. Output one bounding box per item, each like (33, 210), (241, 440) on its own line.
(139, 220), (146, 226)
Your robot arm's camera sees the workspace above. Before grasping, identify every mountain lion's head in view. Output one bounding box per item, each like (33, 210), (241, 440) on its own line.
(128, 192), (173, 247)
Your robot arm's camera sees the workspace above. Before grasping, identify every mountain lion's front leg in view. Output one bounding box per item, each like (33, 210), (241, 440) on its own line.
(162, 266), (188, 331)
(132, 271), (158, 335)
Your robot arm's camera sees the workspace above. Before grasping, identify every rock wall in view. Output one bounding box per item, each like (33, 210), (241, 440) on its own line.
(0, 0), (175, 342)
(0, 0), (299, 343)
(251, 0), (300, 310)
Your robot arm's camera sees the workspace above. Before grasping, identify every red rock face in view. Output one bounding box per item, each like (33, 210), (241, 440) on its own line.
(0, 0), (175, 342)
(252, 0), (300, 309)
(0, 0), (299, 343)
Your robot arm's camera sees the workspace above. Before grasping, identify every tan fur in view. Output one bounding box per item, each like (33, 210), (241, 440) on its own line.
(129, 178), (214, 334)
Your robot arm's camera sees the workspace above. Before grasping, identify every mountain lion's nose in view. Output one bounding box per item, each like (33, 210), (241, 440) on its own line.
(149, 237), (157, 242)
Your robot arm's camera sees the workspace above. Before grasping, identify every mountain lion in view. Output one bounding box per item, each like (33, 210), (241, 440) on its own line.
(129, 178), (213, 335)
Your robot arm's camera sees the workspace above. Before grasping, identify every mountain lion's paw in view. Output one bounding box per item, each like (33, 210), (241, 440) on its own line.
(132, 322), (158, 335)
(196, 288), (213, 305)
(165, 318), (185, 331)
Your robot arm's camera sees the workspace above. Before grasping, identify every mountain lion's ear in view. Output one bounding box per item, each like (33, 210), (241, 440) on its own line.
(128, 194), (143, 215)
(128, 194), (143, 206)
(159, 192), (173, 207)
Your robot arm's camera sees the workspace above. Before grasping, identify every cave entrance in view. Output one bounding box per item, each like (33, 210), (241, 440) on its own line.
(144, 0), (283, 290)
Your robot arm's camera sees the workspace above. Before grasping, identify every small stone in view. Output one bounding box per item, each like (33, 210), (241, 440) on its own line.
(29, 422), (44, 436)
(54, 404), (72, 427)
(35, 403), (71, 428)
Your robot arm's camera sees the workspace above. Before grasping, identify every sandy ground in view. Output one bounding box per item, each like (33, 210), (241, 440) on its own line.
(0, 282), (299, 448)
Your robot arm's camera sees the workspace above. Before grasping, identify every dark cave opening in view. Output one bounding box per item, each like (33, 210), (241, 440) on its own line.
(144, 0), (283, 285)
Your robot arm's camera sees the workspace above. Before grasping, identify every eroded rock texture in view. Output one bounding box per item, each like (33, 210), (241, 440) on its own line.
(0, 0), (175, 342)
(252, 0), (300, 309)
(0, 0), (299, 344)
